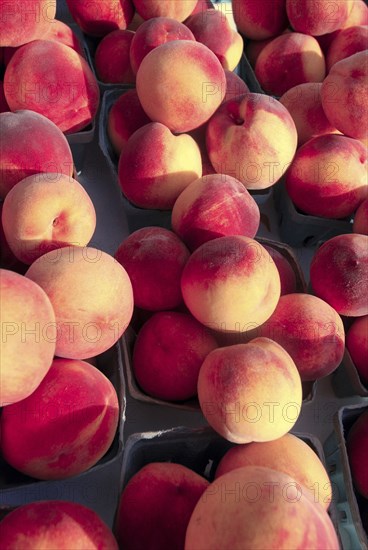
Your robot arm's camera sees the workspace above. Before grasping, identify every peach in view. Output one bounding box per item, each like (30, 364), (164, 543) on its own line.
(326, 25), (368, 71)
(25, 246), (134, 359)
(0, 357), (119, 479)
(115, 462), (209, 550)
(0, 0), (56, 47)
(171, 174), (260, 251)
(0, 501), (118, 549)
(0, 269), (55, 406)
(353, 198), (368, 234)
(347, 409), (368, 498)
(310, 233), (368, 317)
(286, 0), (353, 35)
(321, 51), (368, 140)
(206, 93), (298, 190)
(255, 33), (326, 96)
(285, 134), (368, 219)
(346, 316), (368, 384)
(198, 338), (302, 443)
(95, 30), (135, 84)
(115, 227), (189, 311)
(262, 245), (299, 295)
(253, 293), (345, 381)
(136, 40), (226, 133)
(232, 0), (288, 40)
(107, 90), (151, 156)
(118, 122), (202, 209)
(186, 9), (243, 71)
(181, 236), (281, 332)
(45, 19), (85, 56)
(65, 0), (134, 37)
(2, 173), (96, 264)
(245, 29), (292, 68)
(4, 40), (100, 134)
(129, 16), (195, 74)
(133, 311), (218, 401)
(132, 0), (198, 22)
(0, 110), (74, 199)
(185, 466), (340, 549)
(215, 433), (332, 509)
(223, 70), (249, 102)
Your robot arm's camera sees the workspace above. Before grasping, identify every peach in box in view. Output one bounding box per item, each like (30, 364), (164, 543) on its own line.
(95, 30), (135, 84)
(346, 316), (368, 385)
(232, 0), (288, 40)
(0, 0), (56, 47)
(65, 0), (134, 37)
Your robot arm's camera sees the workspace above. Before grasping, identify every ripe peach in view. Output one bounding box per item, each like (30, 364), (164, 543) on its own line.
(107, 90), (151, 156)
(0, 269), (55, 406)
(185, 466), (340, 549)
(286, 0), (353, 35)
(215, 433), (332, 509)
(232, 0), (288, 40)
(45, 19), (85, 56)
(353, 198), (368, 234)
(95, 30), (135, 84)
(285, 134), (368, 219)
(321, 51), (368, 140)
(0, 501), (118, 549)
(132, 0), (198, 22)
(2, 173), (96, 264)
(118, 122), (202, 209)
(310, 233), (368, 317)
(206, 93), (298, 190)
(4, 40), (100, 134)
(347, 408), (368, 498)
(115, 462), (209, 550)
(346, 316), (368, 384)
(0, 0), (56, 47)
(65, 0), (134, 36)
(0, 110), (74, 199)
(279, 83), (340, 146)
(255, 33), (326, 96)
(326, 25), (368, 71)
(129, 16), (195, 74)
(25, 246), (134, 359)
(133, 311), (218, 401)
(223, 70), (249, 102)
(136, 40), (226, 133)
(262, 245), (299, 295)
(254, 293), (345, 381)
(0, 357), (119, 479)
(115, 227), (190, 311)
(171, 174), (260, 251)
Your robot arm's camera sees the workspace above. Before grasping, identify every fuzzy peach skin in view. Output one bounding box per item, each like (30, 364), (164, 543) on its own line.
(0, 110), (74, 199)
(26, 246), (134, 359)
(255, 33), (326, 96)
(232, 0), (288, 40)
(206, 93), (298, 190)
(321, 51), (368, 140)
(353, 198), (368, 234)
(95, 30), (135, 84)
(185, 466), (340, 550)
(66, 0), (134, 37)
(197, 338), (302, 443)
(136, 40), (226, 133)
(262, 245), (298, 295)
(346, 316), (368, 384)
(285, 134), (368, 219)
(286, 0), (353, 35)
(253, 293), (345, 381)
(108, 90), (151, 156)
(326, 25), (368, 71)
(310, 234), (368, 317)
(45, 19), (85, 56)
(0, 269), (55, 407)
(118, 122), (202, 209)
(115, 227), (190, 311)
(133, 311), (218, 401)
(347, 409), (368, 498)
(0, 0), (56, 47)
(0, 358), (119, 479)
(2, 173), (96, 264)
(171, 174), (260, 251)
(0, 501), (118, 550)
(132, 0), (197, 22)
(215, 433), (332, 509)
(115, 462), (209, 550)
(129, 16), (195, 74)
(223, 70), (249, 102)
(4, 40), (100, 134)
(185, 9), (243, 71)
(181, 236), (281, 332)
(279, 83), (340, 146)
